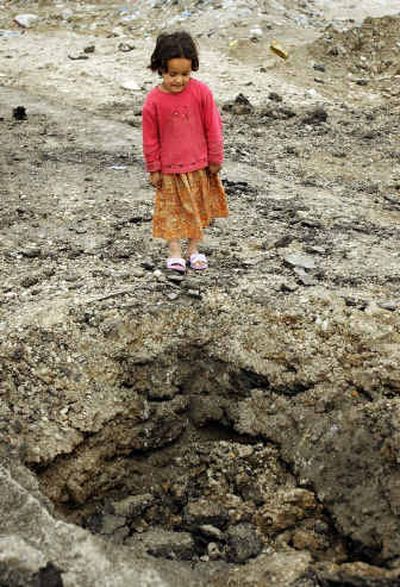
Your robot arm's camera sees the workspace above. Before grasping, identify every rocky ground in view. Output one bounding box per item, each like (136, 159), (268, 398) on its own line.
(0, 1), (400, 586)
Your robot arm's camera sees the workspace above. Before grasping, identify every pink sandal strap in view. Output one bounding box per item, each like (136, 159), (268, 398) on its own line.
(189, 253), (208, 270)
(166, 257), (186, 272)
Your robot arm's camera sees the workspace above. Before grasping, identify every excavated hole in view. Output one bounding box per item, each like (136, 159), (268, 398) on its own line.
(32, 350), (348, 566)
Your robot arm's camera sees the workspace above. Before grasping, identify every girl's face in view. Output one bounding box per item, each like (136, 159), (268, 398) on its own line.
(161, 58), (192, 93)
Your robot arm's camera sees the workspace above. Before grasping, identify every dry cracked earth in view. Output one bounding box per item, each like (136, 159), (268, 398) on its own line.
(0, 1), (400, 586)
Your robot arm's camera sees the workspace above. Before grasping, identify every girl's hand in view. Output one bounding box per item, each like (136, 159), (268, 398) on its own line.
(208, 164), (221, 175)
(149, 171), (162, 188)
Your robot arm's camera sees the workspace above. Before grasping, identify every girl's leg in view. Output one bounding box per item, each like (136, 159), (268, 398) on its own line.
(187, 238), (199, 258)
(168, 239), (182, 258)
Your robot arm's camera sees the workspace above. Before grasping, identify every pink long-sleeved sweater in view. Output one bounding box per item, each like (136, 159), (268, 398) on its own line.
(142, 78), (224, 175)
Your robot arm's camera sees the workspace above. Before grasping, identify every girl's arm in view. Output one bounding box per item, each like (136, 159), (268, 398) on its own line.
(208, 163), (221, 175)
(202, 87), (224, 172)
(142, 100), (162, 174)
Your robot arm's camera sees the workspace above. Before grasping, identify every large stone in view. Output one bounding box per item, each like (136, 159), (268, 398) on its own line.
(226, 523), (263, 563)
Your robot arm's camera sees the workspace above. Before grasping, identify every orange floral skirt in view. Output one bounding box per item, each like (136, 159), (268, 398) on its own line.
(152, 168), (229, 241)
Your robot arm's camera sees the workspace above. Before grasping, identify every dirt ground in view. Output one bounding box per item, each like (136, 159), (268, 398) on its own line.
(0, 0), (399, 327)
(0, 1), (400, 586)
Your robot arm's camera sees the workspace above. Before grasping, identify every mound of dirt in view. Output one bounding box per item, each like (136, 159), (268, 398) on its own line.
(310, 15), (400, 78)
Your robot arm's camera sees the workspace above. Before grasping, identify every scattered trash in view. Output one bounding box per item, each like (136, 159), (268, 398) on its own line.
(249, 26), (263, 41)
(305, 88), (319, 98)
(118, 42), (135, 52)
(228, 37), (254, 55)
(270, 40), (289, 60)
(61, 8), (74, 21)
(68, 53), (89, 61)
(13, 14), (39, 29)
(12, 106), (27, 121)
(109, 165), (127, 170)
(0, 30), (23, 37)
(293, 267), (316, 286)
(120, 12), (139, 23)
(120, 80), (141, 91)
(377, 300), (398, 311)
(284, 253), (316, 271)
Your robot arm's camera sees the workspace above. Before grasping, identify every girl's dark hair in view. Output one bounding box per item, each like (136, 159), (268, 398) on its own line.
(149, 31), (199, 74)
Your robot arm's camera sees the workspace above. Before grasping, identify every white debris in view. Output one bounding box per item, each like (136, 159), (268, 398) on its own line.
(120, 79), (141, 91)
(14, 14), (39, 28)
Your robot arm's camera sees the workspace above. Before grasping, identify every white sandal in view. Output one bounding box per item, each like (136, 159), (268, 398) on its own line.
(188, 253), (208, 271)
(166, 256), (186, 273)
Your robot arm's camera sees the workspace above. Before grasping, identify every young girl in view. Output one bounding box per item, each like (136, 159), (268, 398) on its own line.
(142, 31), (229, 272)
